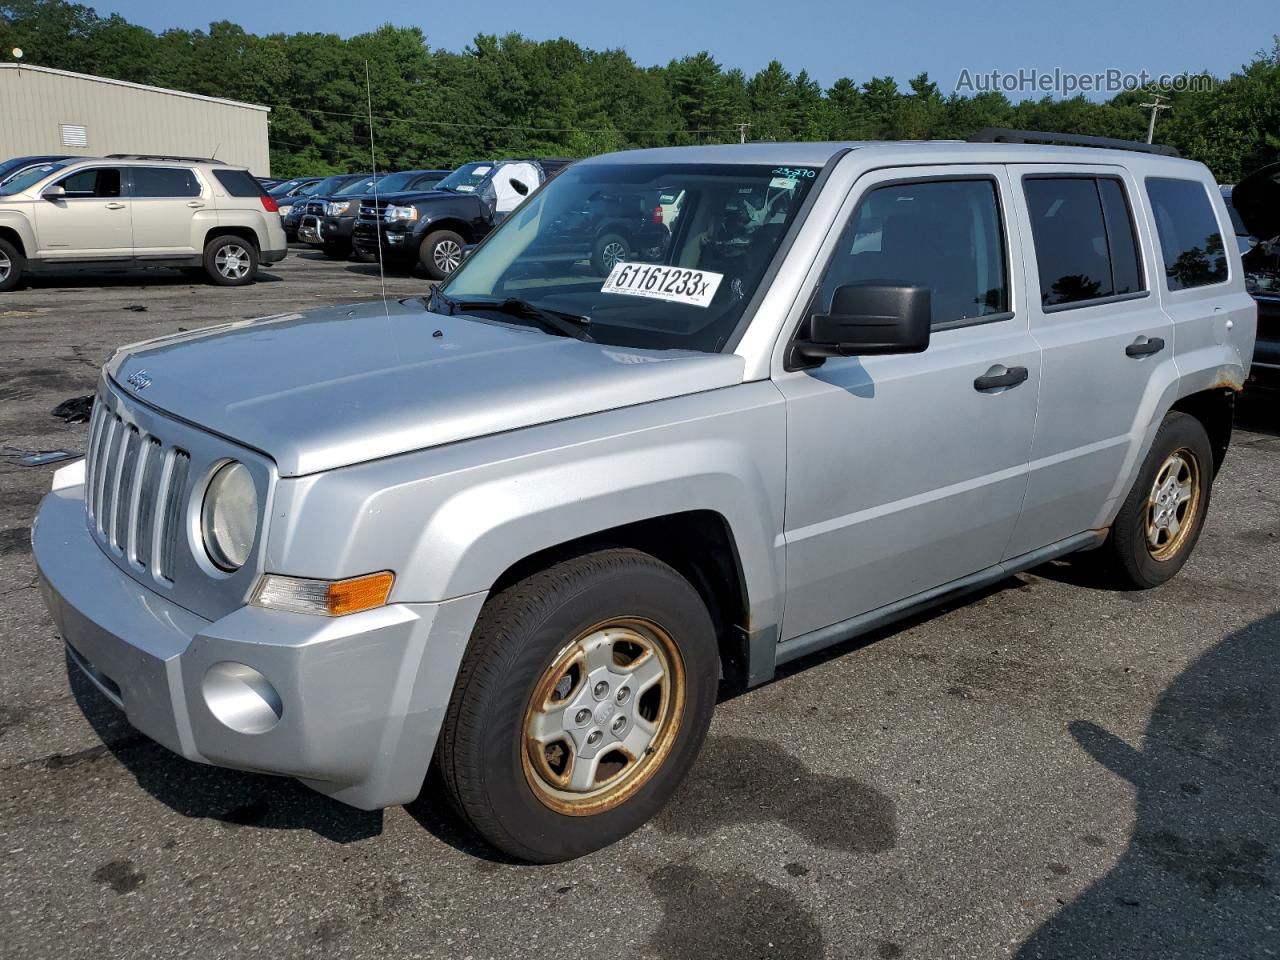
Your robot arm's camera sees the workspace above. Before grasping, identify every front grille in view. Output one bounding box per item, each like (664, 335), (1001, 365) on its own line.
(358, 199), (388, 223)
(85, 399), (190, 582)
(305, 199), (327, 216)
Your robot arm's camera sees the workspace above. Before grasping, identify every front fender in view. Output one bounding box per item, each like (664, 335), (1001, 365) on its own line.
(0, 207), (37, 255)
(265, 382), (788, 644)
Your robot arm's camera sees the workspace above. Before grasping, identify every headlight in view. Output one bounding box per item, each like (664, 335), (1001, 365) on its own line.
(201, 461), (258, 571)
(384, 205), (418, 222)
(278, 204), (293, 216)
(326, 200), (352, 216)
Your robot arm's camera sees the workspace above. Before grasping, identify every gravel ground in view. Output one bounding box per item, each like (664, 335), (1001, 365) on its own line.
(1, 252), (1277, 959)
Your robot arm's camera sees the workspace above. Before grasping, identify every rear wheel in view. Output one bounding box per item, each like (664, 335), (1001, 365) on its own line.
(204, 235), (258, 286)
(0, 238), (25, 292)
(591, 232), (630, 276)
(419, 230), (465, 281)
(437, 548), (718, 862)
(1100, 411), (1213, 588)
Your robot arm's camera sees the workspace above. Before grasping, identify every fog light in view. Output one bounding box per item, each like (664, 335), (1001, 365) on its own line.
(202, 662), (282, 734)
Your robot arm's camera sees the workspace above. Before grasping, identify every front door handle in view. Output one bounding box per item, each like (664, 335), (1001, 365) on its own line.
(974, 365), (1029, 392)
(104, 202), (126, 210)
(1126, 336), (1165, 358)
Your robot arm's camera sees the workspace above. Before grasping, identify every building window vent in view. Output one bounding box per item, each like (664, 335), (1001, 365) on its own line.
(60, 124), (88, 147)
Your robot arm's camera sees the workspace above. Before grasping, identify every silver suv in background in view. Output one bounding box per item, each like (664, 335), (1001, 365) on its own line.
(0, 155), (287, 291)
(33, 133), (1257, 863)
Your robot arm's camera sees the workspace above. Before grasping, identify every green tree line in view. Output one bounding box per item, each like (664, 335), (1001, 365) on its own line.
(2, 1), (1277, 180)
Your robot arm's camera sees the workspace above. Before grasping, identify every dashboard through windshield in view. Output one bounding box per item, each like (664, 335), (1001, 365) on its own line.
(441, 161), (820, 352)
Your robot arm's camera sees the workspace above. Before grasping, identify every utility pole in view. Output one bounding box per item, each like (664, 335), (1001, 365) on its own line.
(1140, 93), (1171, 144)
(734, 122), (751, 144)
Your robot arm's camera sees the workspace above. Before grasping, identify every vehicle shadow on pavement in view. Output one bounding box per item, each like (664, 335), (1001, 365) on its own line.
(21, 271), (284, 290)
(1017, 611), (1280, 959)
(65, 654), (384, 844)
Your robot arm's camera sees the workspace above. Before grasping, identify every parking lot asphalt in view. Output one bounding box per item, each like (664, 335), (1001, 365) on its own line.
(1, 250), (1278, 960)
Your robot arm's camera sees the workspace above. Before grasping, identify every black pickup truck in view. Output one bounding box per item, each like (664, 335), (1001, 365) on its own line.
(352, 158), (572, 279)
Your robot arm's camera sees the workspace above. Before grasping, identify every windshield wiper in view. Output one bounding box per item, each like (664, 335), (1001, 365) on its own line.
(450, 297), (594, 342)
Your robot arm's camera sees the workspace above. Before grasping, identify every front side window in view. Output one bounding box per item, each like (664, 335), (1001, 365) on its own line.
(129, 167), (201, 198)
(1024, 176), (1145, 308)
(56, 167), (122, 198)
(1146, 177), (1228, 290)
(817, 178), (1009, 327)
(441, 161), (820, 352)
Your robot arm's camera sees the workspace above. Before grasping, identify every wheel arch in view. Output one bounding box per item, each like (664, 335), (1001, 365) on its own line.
(420, 217), (474, 243)
(203, 225), (260, 252)
(1169, 387), (1235, 475)
(488, 510), (754, 690)
(0, 224), (28, 257)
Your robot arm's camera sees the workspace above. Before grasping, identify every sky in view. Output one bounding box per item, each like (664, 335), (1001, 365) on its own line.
(95, 0), (1274, 97)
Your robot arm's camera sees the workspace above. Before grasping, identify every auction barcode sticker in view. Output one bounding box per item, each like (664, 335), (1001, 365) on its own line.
(600, 262), (724, 308)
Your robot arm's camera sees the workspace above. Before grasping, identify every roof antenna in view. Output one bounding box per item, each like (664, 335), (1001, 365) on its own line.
(211, 142), (221, 160)
(365, 60), (388, 312)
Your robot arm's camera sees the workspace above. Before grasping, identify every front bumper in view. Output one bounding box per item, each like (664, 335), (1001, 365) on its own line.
(34, 482), (486, 810)
(297, 215), (324, 245)
(353, 220), (418, 263)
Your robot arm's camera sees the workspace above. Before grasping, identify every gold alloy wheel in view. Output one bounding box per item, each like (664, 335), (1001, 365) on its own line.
(522, 618), (684, 815)
(1146, 447), (1202, 561)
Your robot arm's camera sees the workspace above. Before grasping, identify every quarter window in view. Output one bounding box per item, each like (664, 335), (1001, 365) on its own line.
(818, 178), (1009, 328)
(56, 167), (122, 198)
(1146, 177), (1228, 290)
(1023, 176), (1144, 308)
(130, 167), (201, 198)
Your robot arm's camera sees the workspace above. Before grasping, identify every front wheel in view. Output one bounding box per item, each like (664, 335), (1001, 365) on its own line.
(204, 235), (259, 286)
(0, 238), (25, 292)
(436, 548), (718, 862)
(1100, 411), (1214, 588)
(419, 229), (465, 281)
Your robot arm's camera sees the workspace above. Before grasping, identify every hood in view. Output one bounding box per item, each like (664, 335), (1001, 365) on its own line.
(107, 301), (745, 477)
(1231, 162), (1280, 242)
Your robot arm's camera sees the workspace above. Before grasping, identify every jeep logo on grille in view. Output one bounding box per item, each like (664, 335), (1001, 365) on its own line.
(126, 370), (152, 391)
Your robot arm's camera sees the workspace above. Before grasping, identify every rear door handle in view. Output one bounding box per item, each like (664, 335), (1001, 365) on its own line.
(187, 201), (205, 208)
(104, 202), (126, 210)
(974, 365), (1029, 391)
(1126, 336), (1165, 358)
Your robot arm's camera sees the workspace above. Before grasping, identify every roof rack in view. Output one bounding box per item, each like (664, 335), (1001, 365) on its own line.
(105, 153), (226, 163)
(966, 127), (1180, 157)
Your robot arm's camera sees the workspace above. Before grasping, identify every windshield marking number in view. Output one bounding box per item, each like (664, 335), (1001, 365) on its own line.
(601, 262), (724, 308)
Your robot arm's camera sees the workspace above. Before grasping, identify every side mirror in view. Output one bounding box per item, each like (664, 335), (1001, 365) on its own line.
(42, 185), (66, 201)
(792, 282), (931, 364)
(509, 178), (529, 196)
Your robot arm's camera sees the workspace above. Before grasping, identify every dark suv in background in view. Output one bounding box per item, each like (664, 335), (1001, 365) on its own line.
(1224, 162), (1280, 390)
(352, 158), (571, 279)
(310, 169), (452, 259)
(279, 173), (370, 241)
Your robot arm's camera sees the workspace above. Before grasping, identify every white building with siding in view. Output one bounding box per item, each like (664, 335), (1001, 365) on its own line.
(0, 63), (270, 175)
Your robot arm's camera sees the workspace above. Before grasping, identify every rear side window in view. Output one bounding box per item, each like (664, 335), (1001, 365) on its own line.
(130, 167), (200, 198)
(1146, 177), (1228, 290)
(212, 169), (267, 197)
(818, 178), (1009, 328)
(1024, 176), (1145, 308)
(56, 167), (122, 198)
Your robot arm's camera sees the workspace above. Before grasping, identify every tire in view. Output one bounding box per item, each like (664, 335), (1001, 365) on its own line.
(203, 235), (259, 286)
(591, 232), (630, 276)
(1100, 411), (1214, 588)
(322, 240), (350, 260)
(0, 237), (25, 293)
(437, 548), (718, 863)
(419, 229), (465, 281)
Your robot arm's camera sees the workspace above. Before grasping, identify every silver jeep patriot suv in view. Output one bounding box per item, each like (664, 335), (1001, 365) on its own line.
(0, 155), (287, 290)
(33, 134), (1258, 862)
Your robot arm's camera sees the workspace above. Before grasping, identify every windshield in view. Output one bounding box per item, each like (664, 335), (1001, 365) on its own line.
(441, 161), (819, 353)
(336, 176), (377, 196)
(0, 162), (66, 195)
(436, 162), (494, 194)
(269, 178), (312, 196)
(366, 171), (419, 193)
(311, 175), (355, 195)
